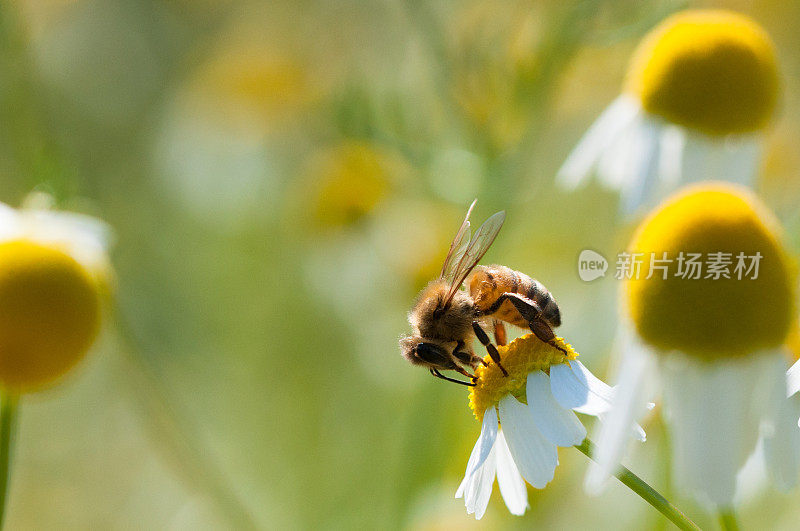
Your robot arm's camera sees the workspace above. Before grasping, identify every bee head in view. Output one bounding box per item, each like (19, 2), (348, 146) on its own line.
(399, 336), (453, 369)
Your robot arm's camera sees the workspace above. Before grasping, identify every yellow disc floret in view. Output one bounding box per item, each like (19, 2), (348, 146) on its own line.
(626, 183), (795, 361)
(0, 240), (101, 391)
(626, 10), (779, 136)
(469, 334), (578, 420)
(309, 142), (392, 229)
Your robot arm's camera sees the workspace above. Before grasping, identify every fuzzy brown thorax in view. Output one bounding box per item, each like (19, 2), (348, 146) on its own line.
(408, 279), (476, 341)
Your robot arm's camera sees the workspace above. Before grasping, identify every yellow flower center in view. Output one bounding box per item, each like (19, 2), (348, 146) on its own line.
(0, 240), (101, 391)
(469, 334), (578, 420)
(309, 142), (392, 229)
(626, 9), (779, 136)
(626, 183), (795, 361)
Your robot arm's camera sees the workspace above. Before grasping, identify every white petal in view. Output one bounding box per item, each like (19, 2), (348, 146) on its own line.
(661, 354), (776, 505)
(495, 430), (528, 516)
(596, 110), (661, 198)
(469, 407), (499, 476)
(550, 360), (614, 416)
(679, 132), (760, 187)
(498, 395), (558, 489)
(23, 209), (112, 274)
(721, 137), (760, 186)
(760, 354), (800, 492)
(465, 443), (497, 519)
(657, 125), (685, 192)
(763, 394), (800, 491)
(0, 202), (22, 241)
(787, 359), (800, 397)
(526, 371), (586, 446)
(456, 407), (498, 498)
(618, 117), (661, 215)
(556, 96), (641, 189)
(585, 344), (654, 494)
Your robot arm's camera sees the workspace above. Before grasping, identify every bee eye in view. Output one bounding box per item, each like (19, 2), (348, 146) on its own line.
(415, 342), (448, 364)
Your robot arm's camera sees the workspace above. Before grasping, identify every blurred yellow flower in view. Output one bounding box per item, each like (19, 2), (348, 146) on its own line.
(626, 184), (794, 360)
(186, 23), (324, 132)
(306, 142), (396, 230)
(197, 45), (316, 119)
(0, 199), (111, 392)
(558, 10), (780, 216)
(589, 183), (799, 506)
(627, 10), (779, 137)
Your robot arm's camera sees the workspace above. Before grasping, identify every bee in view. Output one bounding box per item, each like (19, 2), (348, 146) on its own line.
(400, 200), (566, 386)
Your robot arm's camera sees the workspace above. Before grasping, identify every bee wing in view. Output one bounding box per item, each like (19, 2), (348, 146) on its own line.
(440, 199), (477, 281)
(443, 210), (505, 306)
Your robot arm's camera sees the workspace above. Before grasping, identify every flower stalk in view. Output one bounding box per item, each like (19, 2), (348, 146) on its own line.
(0, 391), (18, 529)
(575, 439), (700, 531)
(718, 508), (740, 531)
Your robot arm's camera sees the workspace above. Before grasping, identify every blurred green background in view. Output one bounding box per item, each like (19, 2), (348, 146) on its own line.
(1, 0), (800, 529)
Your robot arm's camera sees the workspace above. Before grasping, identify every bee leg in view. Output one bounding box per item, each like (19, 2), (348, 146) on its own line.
(493, 320), (508, 346)
(453, 347), (483, 371)
(530, 319), (570, 357)
(429, 368), (475, 387)
(454, 365), (477, 380)
(499, 293), (570, 357)
(472, 321), (509, 376)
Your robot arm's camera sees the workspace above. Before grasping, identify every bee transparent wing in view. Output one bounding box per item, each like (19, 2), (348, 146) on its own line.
(440, 199), (477, 281)
(443, 210), (505, 306)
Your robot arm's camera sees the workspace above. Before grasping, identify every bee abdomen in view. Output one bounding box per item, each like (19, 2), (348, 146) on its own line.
(527, 278), (561, 327)
(469, 265), (561, 328)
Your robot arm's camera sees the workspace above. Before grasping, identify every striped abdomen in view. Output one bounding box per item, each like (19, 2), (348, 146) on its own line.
(467, 264), (561, 328)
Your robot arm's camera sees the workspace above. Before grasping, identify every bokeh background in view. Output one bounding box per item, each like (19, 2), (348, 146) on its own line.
(1, 0), (800, 529)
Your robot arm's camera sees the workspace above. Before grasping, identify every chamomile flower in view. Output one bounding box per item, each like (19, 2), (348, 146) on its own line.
(456, 333), (644, 519)
(0, 196), (111, 392)
(588, 183), (798, 507)
(557, 10), (780, 215)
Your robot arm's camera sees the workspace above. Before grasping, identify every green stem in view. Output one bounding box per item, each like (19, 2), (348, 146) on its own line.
(0, 392), (18, 529)
(112, 309), (258, 529)
(575, 439), (700, 531)
(718, 508), (740, 531)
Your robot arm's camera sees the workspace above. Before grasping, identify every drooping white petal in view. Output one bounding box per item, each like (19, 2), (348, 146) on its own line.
(464, 442), (497, 519)
(787, 359), (800, 397)
(498, 395), (558, 489)
(469, 407), (498, 476)
(596, 114), (647, 191)
(679, 132), (760, 187)
(657, 125), (685, 193)
(720, 137), (760, 186)
(585, 343), (655, 494)
(526, 371), (586, 446)
(760, 353), (800, 492)
(661, 354), (776, 505)
(618, 116), (661, 216)
(456, 407), (498, 498)
(556, 96), (641, 190)
(550, 359), (614, 416)
(763, 393), (800, 492)
(495, 430), (528, 516)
